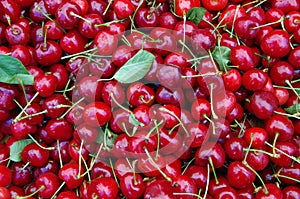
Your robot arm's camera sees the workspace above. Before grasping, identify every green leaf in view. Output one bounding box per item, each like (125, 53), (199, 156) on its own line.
(0, 55), (34, 85)
(113, 50), (155, 84)
(187, 7), (206, 25)
(129, 113), (145, 127)
(9, 139), (33, 162)
(212, 46), (231, 71)
(96, 129), (118, 148)
(284, 104), (300, 114)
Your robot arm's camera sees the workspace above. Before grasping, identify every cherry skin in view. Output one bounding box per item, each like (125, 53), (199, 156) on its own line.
(55, 2), (82, 30)
(5, 23), (29, 45)
(127, 82), (155, 107)
(42, 94), (68, 119)
(120, 172), (145, 199)
(184, 165), (208, 189)
(57, 191), (80, 199)
(265, 114), (294, 142)
(114, 0), (135, 19)
(227, 161), (256, 189)
(261, 30), (291, 58)
(246, 151), (269, 171)
(0, 187), (10, 199)
(243, 127), (268, 149)
(215, 187), (238, 199)
(255, 183), (283, 199)
(135, 7), (159, 28)
(60, 29), (87, 54)
(83, 102), (112, 127)
(0, 165), (12, 187)
(144, 179), (174, 199)
(21, 143), (50, 167)
(90, 161), (113, 179)
(59, 162), (84, 189)
(242, 69), (268, 91)
(282, 186), (300, 199)
(88, 177), (119, 199)
(33, 40), (62, 66)
(77, 76), (103, 102)
(224, 137), (247, 161)
(288, 46), (300, 70)
(11, 162), (34, 187)
(270, 61), (294, 86)
(195, 142), (225, 169)
(36, 172), (60, 199)
(172, 175), (198, 199)
(230, 45), (257, 71)
(94, 30), (118, 56)
(249, 91), (279, 120)
(202, 0), (228, 11)
(222, 69), (242, 92)
(46, 118), (73, 141)
(234, 17), (259, 39)
(43, 21), (64, 40)
(78, 14), (104, 39)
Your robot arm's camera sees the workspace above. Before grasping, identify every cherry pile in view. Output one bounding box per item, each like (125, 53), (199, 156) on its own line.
(0, 0), (299, 198)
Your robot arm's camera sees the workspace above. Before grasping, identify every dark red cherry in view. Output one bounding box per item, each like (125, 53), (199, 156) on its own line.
(222, 69), (242, 92)
(270, 61), (294, 86)
(249, 91), (279, 120)
(43, 20), (64, 40)
(94, 30), (118, 56)
(36, 172), (60, 199)
(243, 127), (268, 149)
(78, 14), (104, 38)
(230, 45), (257, 71)
(88, 177), (119, 199)
(77, 76), (103, 102)
(0, 165), (12, 187)
(144, 179), (174, 199)
(11, 162), (33, 187)
(255, 183), (283, 199)
(50, 141), (72, 164)
(0, 0), (21, 24)
(112, 45), (135, 68)
(11, 120), (37, 140)
(114, 0), (135, 19)
(120, 172), (145, 199)
(195, 142), (225, 169)
(21, 143), (50, 167)
(59, 162), (84, 189)
(184, 165), (208, 189)
(34, 73), (58, 97)
(29, 0), (48, 22)
(159, 12), (178, 29)
(227, 161), (256, 189)
(55, 2), (82, 29)
(172, 175), (198, 198)
(5, 24), (29, 45)
(242, 69), (268, 91)
(42, 94), (68, 119)
(135, 7), (159, 28)
(127, 82), (155, 107)
(46, 118), (73, 141)
(224, 137), (247, 161)
(33, 40), (62, 66)
(83, 102), (112, 127)
(60, 29), (87, 54)
(265, 115), (294, 142)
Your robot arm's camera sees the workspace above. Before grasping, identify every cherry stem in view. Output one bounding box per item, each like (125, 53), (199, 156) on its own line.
(273, 111), (300, 120)
(272, 132), (279, 157)
(13, 99), (29, 116)
(14, 92), (39, 122)
(230, 5), (240, 38)
(274, 172), (300, 183)
(242, 148), (279, 158)
(58, 97), (85, 120)
(70, 12), (91, 24)
(17, 78), (29, 104)
(21, 162), (30, 170)
(203, 114), (216, 135)
(168, 123), (181, 135)
(50, 182), (66, 199)
(203, 164), (210, 199)
(182, 157), (195, 174)
(61, 48), (97, 60)
(251, 17), (284, 30)
(245, 0), (267, 13)
(109, 158), (120, 187)
(126, 158), (138, 185)
(28, 134), (55, 150)
(208, 157), (219, 184)
(181, 14), (187, 52)
(77, 140), (84, 179)
(16, 185), (45, 199)
(181, 72), (219, 79)
(16, 110), (48, 122)
(56, 140), (63, 168)
(173, 193), (202, 199)
(209, 83), (219, 119)
(265, 141), (300, 164)
(178, 40), (196, 59)
(243, 133), (254, 162)
(144, 147), (172, 182)
(159, 107), (189, 136)
(140, 95), (154, 104)
(103, 0), (113, 16)
(145, 119), (164, 139)
(243, 162), (269, 194)
(285, 80), (300, 98)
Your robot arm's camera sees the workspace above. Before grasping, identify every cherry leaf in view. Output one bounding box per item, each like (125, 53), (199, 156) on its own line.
(187, 7), (206, 25)
(9, 139), (33, 162)
(0, 55), (34, 85)
(129, 113), (145, 127)
(113, 49), (155, 84)
(96, 129), (118, 148)
(284, 104), (300, 114)
(212, 46), (231, 71)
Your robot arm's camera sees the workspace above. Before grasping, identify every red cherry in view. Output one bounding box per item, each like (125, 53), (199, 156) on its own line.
(83, 102), (112, 127)
(227, 161), (256, 189)
(88, 177), (119, 199)
(0, 165), (12, 187)
(36, 172), (60, 198)
(59, 162), (84, 189)
(34, 73), (58, 97)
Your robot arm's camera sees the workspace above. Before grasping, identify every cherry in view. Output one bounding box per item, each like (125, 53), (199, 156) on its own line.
(11, 45), (31, 66)
(135, 7), (159, 28)
(0, 0), (21, 24)
(261, 30), (291, 58)
(112, 45), (135, 68)
(265, 115), (294, 142)
(114, 0), (135, 19)
(127, 82), (155, 107)
(60, 29), (87, 54)
(21, 142), (50, 167)
(282, 186), (300, 199)
(222, 69), (242, 92)
(55, 2), (82, 30)
(234, 17), (259, 39)
(230, 45), (257, 71)
(271, 0), (300, 13)
(172, 174), (198, 199)
(46, 118), (73, 141)
(90, 161), (113, 179)
(242, 69), (268, 91)
(249, 91), (279, 120)
(191, 28), (216, 53)
(288, 46), (300, 70)
(83, 102), (112, 127)
(133, 105), (151, 127)
(224, 137), (247, 161)
(159, 12), (178, 29)
(0, 187), (10, 199)
(0, 165), (12, 187)
(270, 61), (294, 86)
(29, 0), (48, 22)
(243, 127), (268, 149)
(227, 161), (256, 189)
(162, 156), (182, 180)
(57, 191), (80, 199)
(185, 123), (208, 148)
(120, 172), (145, 199)
(42, 94), (68, 119)
(49, 64), (69, 90)
(5, 23), (29, 45)
(159, 128), (183, 155)
(94, 30), (118, 55)
(34, 73), (58, 97)
(78, 14), (104, 39)
(88, 177), (119, 199)
(75, 124), (98, 144)
(268, 141), (297, 167)
(195, 142), (225, 169)
(50, 141), (71, 164)
(277, 163), (300, 185)
(218, 5), (246, 29)
(144, 179), (174, 199)
(33, 160), (59, 179)
(208, 176), (230, 196)
(0, 83), (19, 111)
(173, 0), (200, 17)
(184, 165), (208, 189)
(202, 0), (227, 11)
(156, 65), (181, 89)
(78, 76), (103, 102)
(215, 187), (238, 199)
(59, 162), (84, 189)
(68, 139), (89, 162)
(246, 151), (269, 171)
(89, 57), (115, 78)
(11, 120), (37, 140)
(255, 183), (283, 199)
(36, 172), (60, 199)
(33, 40), (62, 66)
